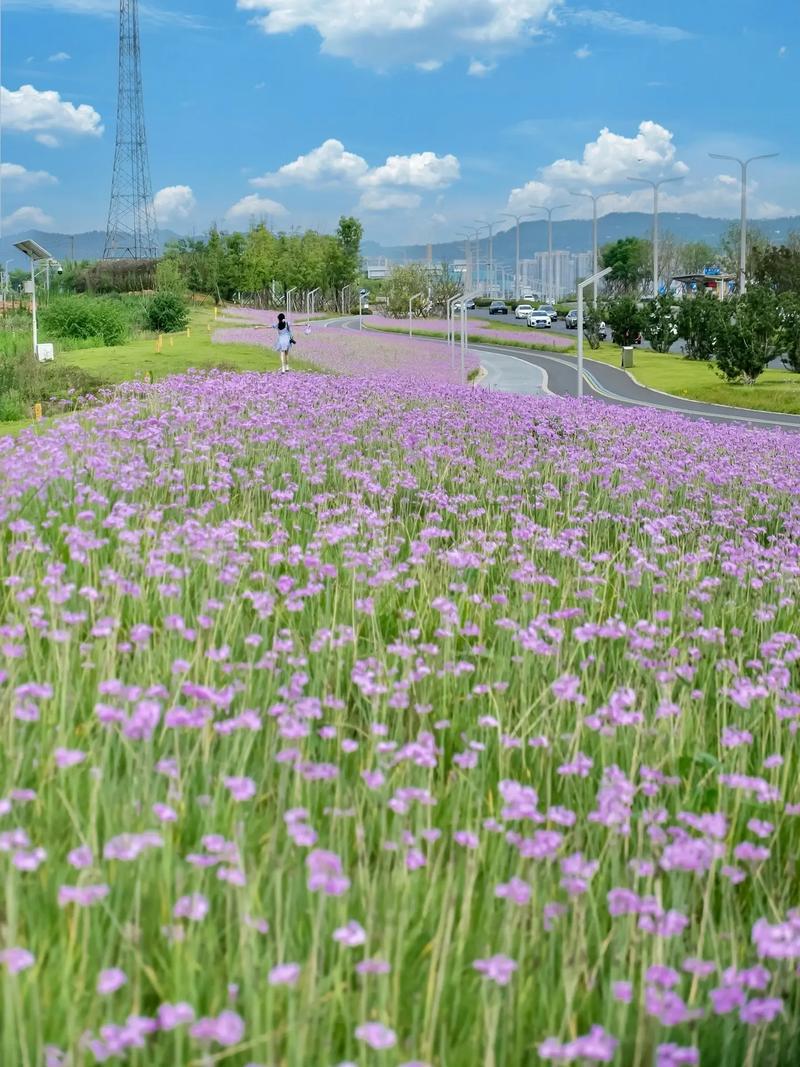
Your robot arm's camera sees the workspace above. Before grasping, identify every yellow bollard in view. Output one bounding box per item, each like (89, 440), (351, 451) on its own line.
(207, 323), (211, 332)
(155, 336), (162, 353)
(33, 402), (42, 421)
(169, 336), (174, 348)
(186, 327), (191, 338)
(214, 307), (218, 320)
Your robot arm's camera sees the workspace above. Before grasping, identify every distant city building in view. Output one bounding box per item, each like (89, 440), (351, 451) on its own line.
(518, 250), (592, 299)
(364, 256), (390, 279)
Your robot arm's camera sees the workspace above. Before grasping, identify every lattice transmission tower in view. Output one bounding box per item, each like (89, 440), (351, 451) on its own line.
(103, 0), (158, 259)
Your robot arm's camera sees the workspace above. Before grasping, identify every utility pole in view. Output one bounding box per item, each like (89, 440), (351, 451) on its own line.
(527, 205), (568, 303)
(709, 152), (779, 294)
(626, 176), (683, 297)
(572, 192), (616, 303)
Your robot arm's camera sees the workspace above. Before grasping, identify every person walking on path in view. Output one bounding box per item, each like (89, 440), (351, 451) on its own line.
(272, 312), (295, 373)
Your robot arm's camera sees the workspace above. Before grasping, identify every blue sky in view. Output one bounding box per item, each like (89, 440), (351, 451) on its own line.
(1, 0), (798, 244)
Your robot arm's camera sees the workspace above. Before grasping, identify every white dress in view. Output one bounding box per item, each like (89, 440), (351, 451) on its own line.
(275, 324), (293, 353)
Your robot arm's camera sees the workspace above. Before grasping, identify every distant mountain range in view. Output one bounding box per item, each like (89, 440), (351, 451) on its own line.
(362, 212), (800, 263)
(1, 229), (181, 271)
(3, 213), (798, 274)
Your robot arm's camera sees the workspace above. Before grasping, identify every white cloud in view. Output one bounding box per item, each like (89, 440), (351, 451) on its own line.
(2, 205), (55, 230)
(778, 45), (787, 58)
(225, 194), (288, 223)
(48, 51), (71, 61)
(431, 212), (447, 225)
(358, 190), (422, 212)
(154, 184), (196, 220)
(716, 174), (738, 187)
(0, 162), (58, 187)
(1, 84), (103, 143)
(570, 10), (691, 42)
(467, 59), (496, 77)
(253, 140), (460, 201)
(541, 121), (687, 185)
(360, 151), (460, 190)
(236, 0), (558, 65)
(416, 59), (442, 72)
(252, 138), (369, 187)
(4, 0), (208, 28)
(574, 44), (591, 59)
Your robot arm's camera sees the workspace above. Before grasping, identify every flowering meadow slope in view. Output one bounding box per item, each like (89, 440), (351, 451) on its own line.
(213, 320), (481, 383)
(2, 370), (800, 1066)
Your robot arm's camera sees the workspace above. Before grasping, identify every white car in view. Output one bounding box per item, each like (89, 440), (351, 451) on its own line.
(527, 311), (552, 329)
(514, 303), (534, 319)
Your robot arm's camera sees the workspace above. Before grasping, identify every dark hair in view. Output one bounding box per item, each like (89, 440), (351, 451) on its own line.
(277, 312), (286, 321)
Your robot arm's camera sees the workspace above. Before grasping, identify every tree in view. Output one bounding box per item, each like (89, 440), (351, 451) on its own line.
(778, 292), (800, 372)
(642, 294), (679, 353)
(600, 237), (649, 296)
(583, 303), (605, 350)
(715, 286), (782, 384)
(383, 263), (431, 319)
(657, 232), (681, 290)
(750, 234), (800, 294)
(603, 296), (646, 346)
(155, 257), (187, 297)
(428, 262), (461, 316)
(676, 295), (728, 361)
(719, 222), (771, 280)
(679, 241), (717, 275)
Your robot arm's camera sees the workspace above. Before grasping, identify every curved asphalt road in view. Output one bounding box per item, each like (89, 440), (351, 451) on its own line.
(332, 318), (800, 431)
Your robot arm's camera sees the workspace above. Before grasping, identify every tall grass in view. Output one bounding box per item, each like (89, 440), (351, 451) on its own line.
(1, 370), (799, 1066)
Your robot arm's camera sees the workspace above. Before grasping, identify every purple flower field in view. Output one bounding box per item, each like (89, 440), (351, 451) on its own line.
(364, 313), (574, 351)
(213, 321), (481, 383)
(2, 366), (800, 1065)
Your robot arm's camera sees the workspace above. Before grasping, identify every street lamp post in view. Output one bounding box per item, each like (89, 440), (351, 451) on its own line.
(446, 293), (463, 368)
(500, 212), (536, 300)
(341, 284), (351, 315)
(408, 292), (424, 338)
(286, 286), (297, 318)
(709, 152), (779, 294)
(626, 176), (683, 297)
(572, 192), (617, 302)
(577, 267), (613, 398)
(306, 286), (321, 333)
(475, 219), (502, 297)
(14, 239), (54, 359)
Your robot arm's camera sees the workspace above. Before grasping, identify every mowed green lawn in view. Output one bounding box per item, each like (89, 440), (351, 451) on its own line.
(59, 308), (283, 383)
(580, 343), (800, 414)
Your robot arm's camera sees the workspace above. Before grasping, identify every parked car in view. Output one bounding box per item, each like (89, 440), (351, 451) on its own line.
(527, 310), (553, 329)
(537, 304), (558, 321)
(489, 300), (509, 315)
(514, 303), (534, 319)
(452, 298), (476, 312)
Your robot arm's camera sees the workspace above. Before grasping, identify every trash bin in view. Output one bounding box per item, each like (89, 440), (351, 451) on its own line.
(621, 346), (634, 369)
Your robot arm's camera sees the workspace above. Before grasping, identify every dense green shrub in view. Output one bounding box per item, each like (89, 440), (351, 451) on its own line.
(642, 295), (680, 353)
(39, 296), (128, 347)
(676, 295), (728, 361)
(145, 292), (190, 333)
(603, 296), (646, 346)
(715, 287), (782, 385)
